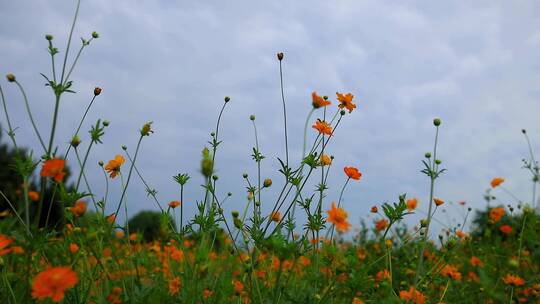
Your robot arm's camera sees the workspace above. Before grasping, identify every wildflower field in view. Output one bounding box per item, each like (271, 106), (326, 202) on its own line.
(1, 2), (540, 304)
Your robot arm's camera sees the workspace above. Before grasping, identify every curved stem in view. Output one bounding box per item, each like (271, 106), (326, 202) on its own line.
(60, 0), (81, 84)
(0, 85), (18, 150)
(14, 81), (46, 152)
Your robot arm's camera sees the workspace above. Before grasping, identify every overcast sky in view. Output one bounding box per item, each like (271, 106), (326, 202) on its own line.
(1, 0), (539, 237)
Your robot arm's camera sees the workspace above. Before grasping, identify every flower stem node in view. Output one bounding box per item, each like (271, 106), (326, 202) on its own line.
(433, 118), (441, 126)
(6, 74), (16, 82)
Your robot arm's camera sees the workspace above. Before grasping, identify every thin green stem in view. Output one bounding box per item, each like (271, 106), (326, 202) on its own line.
(60, 0), (81, 84)
(279, 60), (289, 166)
(14, 81), (46, 152)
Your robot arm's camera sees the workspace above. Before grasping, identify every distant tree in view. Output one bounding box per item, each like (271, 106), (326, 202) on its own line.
(128, 210), (175, 242)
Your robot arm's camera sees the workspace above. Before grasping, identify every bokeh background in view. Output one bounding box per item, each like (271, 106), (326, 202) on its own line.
(1, 0), (540, 236)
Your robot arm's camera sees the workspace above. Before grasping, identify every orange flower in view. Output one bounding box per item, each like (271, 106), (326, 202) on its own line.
(375, 219), (389, 232)
(499, 224), (513, 234)
(491, 177), (505, 188)
(233, 280), (244, 294)
(70, 201), (87, 217)
(320, 154), (332, 166)
(327, 202), (351, 233)
(69, 243), (79, 254)
(433, 198), (444, 206)
(169, 277), (181, 295)
(40, 158), (66, 183)
(312, 120), (332, 136)
(370, 206), (378, 213)
(271, 211), (281, 222)
(470, 256), (483, 267)
(0, 234), (13, 255)
(106, 213), (116, 224)
(489, 207), (505, 223)
(455, 230), (467, 238)
(352, 297), (364, 304)
(440, 264), (462, 281)
(31, 266), (78, 302)
(375, 269), (391, 282)
(503, 274), (525, 286)
(336, 92), (356, 113)
(406, 198), (418, 211)
(203, 289), (213, 299)
(168, 200), (181, 208)
(344, 167), (362, 180)
(399, 287), (426, 304)
(311, 92), (331, 108)
(105, 155), (125, 178)
(28, 191), (40, 202)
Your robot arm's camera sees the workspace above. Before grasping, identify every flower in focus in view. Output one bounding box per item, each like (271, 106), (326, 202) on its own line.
(343, 167), (362, 180)
(327, 202), (351, 233)
(311, 92), (331, 108)
(312, 120), (332, 136)
(31, 266), (78, 302)
(503, 274), (525, 286)
(168, 201), (181, 208)
(28, 191), (40, 202)
(406, 198), (418, 211)
(491, 177), (505, 188)
(105, 155), (125, 178)
(336, 92), (356, 113)
(433, 198), (444, 206)
(489, 207), (505, 223)
(70, 201), (87, 217)
(40, 158), (66, 183)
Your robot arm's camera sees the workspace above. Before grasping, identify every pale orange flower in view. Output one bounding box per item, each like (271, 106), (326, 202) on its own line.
(327, 202), (351, 233)
(503, 274), (525, 286)
(70, 201), (87, 217)
(433, 198), (444, 206)
(28, 191), (40, 202)
(40, 158), (66, 183)
(499, 224), (513, 234)
(271, 211), (281, 222)
(336, 92), (356, 113)
(31, 266), (78, 302)
(168, 200), (181, 208)
(489, 207), (505, 223)
(320, 154), (332, 166)
(343, 167), (362, 180)
(0, 234), (13, 255)
(311, 91), (331, 108)
(105, 155), (125, 178)
(491, 177), (505, 188)
(399, 287), (426, 304)
(406, 198), (418, 211)
(375, 219), (389, 232)
(312, 120), (332, 136)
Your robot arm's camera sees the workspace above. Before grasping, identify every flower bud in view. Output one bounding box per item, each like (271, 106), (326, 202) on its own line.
(140, 122), (153, 136)
(263, 178), (272, 188)
(212, 175), (218, 181)
(425, 152), (431, 158)
(231, 211), (239, 218)
(6, 74), (15, 82)
(277, 52), (284, 61)
(45, 34), (53, 41)
(227, 192), (232, 197)
(103, 120), (110, 127)
(249, 115), (255, 121)
(224, 96), (230, 103)
(94, 87), (102, 96)
(340, 110), (346, 116)
(420, 219), (429, 227)
(433, 118), (441, 126)
(98, 161), (104, 167)
(70, 135), (81, 148)
(435, 159), (442, 165)
(122, 145), (127, 150)
(242, 173), (248, 179)
(92, 31), (99, 39)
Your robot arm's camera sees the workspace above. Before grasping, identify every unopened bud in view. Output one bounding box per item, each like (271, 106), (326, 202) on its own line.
(140, 122), (153, 136)
(425, 152), (431, 158)
(70, 135), (81, 148)
(94, 87), (102, 96)
(433, 118), (441, 126)
(98, 161), (104, 167)
(435, 159), (442, 165)
(249, 115), (255, 121)
(92, 31), (99, 39)
(224, 96), (230, 103)
(6, 74), (15, 82)
(231, 211), (239, 218)
(103, 120), (110, 127)
(277, 52), (284, 61)
(263, 178), (272, 188)
(45, 34), (53, 41)
(122, 145), (127, 150)
(243, 173), (248, 179)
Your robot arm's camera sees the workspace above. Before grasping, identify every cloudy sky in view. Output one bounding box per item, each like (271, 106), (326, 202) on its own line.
(1, 0), (539, 237)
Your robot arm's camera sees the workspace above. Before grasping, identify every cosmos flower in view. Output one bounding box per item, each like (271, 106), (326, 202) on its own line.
(40, 158), (66, 183)
(336, 92), (356, 113)
(105, 155), (125, 178)
(343, 167), (362, 180)
(327, 202), (351, 233)
(31, 266), (78, 302)
(312, 120), (333, 136)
